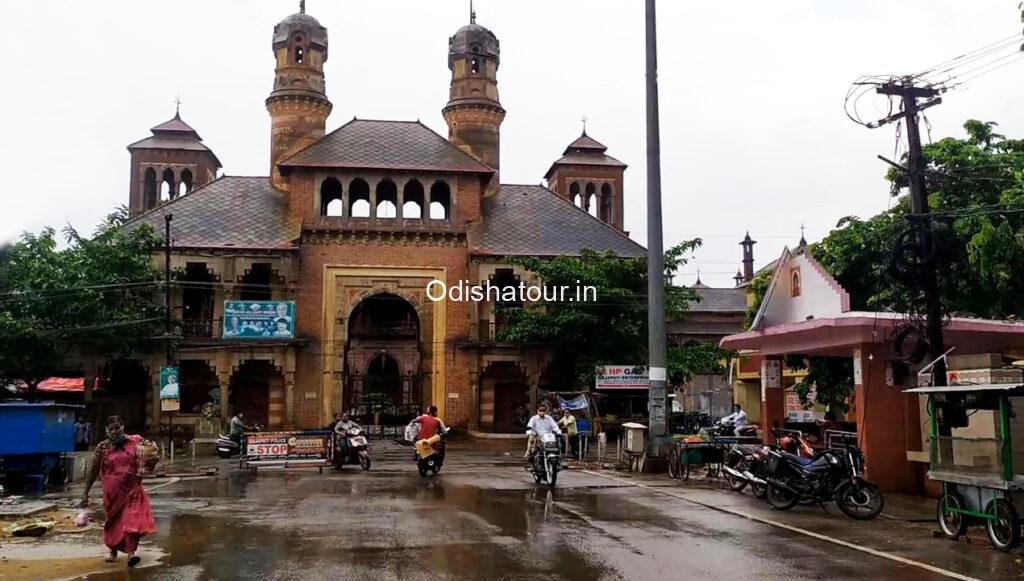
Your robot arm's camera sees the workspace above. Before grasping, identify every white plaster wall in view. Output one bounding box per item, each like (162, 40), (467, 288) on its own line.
(761, 253), (846, 327)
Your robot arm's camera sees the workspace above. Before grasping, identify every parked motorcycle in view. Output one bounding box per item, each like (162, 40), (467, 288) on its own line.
(333, 426), (371, 471)
(722, 444), (770, 499)
(764, 445), (884, 520)
(530, 432), (561, 487)
(215, 425), (263, 459)
(415, 427), (450, 477)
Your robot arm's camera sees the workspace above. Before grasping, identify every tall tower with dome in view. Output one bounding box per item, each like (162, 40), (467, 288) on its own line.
(443, 8), (505, 189)
(266, 2), (333, 192)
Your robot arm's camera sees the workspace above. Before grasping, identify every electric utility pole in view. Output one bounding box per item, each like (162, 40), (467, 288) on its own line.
(873, 79), (947, 387)
(164, 213), (174, 366)
(645, 0), (668, 442)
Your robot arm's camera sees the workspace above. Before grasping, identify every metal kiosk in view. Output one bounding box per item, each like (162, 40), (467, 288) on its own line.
(906, 383), (1024, 551)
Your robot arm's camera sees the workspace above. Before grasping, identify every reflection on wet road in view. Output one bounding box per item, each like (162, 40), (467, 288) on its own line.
(66, 445), (980, 580)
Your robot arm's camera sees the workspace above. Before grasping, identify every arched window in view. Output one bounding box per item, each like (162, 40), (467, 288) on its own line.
(348, 178), (371, 218)
(600, 183), (613, 222)
(790, 268), (802, 298)
(402, 179), (424, 219)
(320, 177), (343, 217)
(143, 168), (158, 209)
(375, 179), (398, 218)
(294, 46), (304, 64)
(585, 182), (598, 217)
(179, 168), (193, 196)
(470, 57), (481, 74)
(161, 168), (175, 201)
(569, 181), (581, 208)
(429, 181), (451, 220)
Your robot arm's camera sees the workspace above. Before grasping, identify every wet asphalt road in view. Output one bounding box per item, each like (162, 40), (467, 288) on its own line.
(56, 442), (1007, 580)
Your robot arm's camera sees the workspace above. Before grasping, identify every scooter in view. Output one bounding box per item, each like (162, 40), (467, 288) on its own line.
(722, 443), (771, 499)
(415, 427), (450, 477)
(333, 426), (371, 471)
(215, 425), (263, 459)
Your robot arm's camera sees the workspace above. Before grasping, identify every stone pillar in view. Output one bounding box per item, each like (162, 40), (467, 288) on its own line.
(217, 368), (232, 424)
(368, 179), (378, 218)
(760, 356), (785, 440)
(854, 344), (923, 494)
(284, 348), (297, 427)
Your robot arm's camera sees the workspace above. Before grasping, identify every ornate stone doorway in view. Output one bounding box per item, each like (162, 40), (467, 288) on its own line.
(344, 293), (424, 432)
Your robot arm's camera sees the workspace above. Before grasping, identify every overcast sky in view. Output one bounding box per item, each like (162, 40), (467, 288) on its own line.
(1, 1), (1021, 287)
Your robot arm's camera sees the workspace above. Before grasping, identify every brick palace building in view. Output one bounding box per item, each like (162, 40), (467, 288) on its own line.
(90, 6), (643, 434)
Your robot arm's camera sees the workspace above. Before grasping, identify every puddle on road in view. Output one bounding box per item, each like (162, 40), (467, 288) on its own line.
(74, 469), (618, 580)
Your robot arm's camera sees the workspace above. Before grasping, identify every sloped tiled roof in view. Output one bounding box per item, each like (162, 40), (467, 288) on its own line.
(151, 114), (200, 138)
(470, 184), (645, 258)
(126, 177), (299, 250)
(279, 119), (494, 173)
(689, 287), (747, 313)
(544, 131), (627, 179)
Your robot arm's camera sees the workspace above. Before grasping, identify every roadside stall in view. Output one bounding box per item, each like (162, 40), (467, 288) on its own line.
(908, 380), (1024, 551)
(0, 402), (82, 492)
(592, 366), (649, 438)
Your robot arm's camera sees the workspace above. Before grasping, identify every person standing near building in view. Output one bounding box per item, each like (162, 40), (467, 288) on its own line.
(79, 416), (156, 568)
(74, 416), (92, 452)
(558, 409), (579, 459)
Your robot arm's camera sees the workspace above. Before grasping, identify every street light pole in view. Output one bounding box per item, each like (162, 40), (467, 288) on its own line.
(645, 0), (668, 443)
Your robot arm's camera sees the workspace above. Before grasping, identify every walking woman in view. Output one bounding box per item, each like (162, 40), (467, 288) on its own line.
(79, 416), (157, 568)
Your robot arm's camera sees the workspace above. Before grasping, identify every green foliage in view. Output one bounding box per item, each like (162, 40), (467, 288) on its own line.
(784, 355), (854, 415)
(667, 341), (733, 385)
(496, 241), (702, 389)
(0, 208), (163, 395)
(742, 269), (773, 330)
(815, 119), (1024, 318)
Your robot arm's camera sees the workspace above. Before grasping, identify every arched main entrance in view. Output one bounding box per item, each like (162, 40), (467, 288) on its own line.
(228, 360), (285, 429)
(344, 293), (425, 432)
(479, 361), (531, 433)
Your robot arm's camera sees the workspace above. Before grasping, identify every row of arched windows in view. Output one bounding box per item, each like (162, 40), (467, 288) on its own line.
(569, 181), (614, 222)
(319, 177), (452, 220)
(142, 166), (194, 210)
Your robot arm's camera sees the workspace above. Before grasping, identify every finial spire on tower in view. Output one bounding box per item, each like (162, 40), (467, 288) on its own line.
(173, 95), (182, 118)
(581, 114), (588, 135)
(799, 222), (807, 246)
(470, 0), (476, 23)
(299, 0), (305, 14)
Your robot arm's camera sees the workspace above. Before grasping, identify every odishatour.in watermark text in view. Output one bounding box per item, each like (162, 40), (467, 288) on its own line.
(425, 280), (597, 303)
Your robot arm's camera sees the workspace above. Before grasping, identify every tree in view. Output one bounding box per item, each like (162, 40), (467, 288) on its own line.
(773, 120), (1024, 412)
(496, 240), (731, 389)
(0, 208), (163, 397)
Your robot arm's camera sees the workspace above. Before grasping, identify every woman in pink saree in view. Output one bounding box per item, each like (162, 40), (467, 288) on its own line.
(80, 416), (157, 568)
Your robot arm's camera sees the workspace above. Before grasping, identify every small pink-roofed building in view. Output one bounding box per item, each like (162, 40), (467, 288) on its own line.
(720, 245), (1024, 494)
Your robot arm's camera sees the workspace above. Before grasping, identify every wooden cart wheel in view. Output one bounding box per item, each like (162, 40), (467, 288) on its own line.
(667, 449), (680, 479)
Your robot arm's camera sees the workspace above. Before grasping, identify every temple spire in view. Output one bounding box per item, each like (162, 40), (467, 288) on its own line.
(470, 0), (476, 23)
(299, 0), (305, 14)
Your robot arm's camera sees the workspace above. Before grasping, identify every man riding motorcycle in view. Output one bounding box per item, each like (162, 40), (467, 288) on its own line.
(719, 403), (749, 437)
(525, 404), (562, 463)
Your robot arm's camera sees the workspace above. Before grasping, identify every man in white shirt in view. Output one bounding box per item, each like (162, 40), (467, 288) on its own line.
(525, 404), (562, 461)
(720, 403), (749, 436)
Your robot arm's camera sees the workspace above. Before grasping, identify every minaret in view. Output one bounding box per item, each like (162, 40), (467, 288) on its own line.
(443, 7), (505, 188)
(740, 232), (756, 282)
(266, 2), (332, 192)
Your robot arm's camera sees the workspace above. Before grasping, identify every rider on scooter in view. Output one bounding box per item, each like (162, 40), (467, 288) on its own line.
(333, 412), (361, 458)
(412, 405), (448, 458)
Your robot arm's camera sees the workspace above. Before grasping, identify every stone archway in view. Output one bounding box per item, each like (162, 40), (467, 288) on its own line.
(228, 360), (285, 429)
(344, 293), (424, 428)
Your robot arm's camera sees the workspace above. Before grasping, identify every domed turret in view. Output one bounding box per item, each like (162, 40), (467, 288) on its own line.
(442, 8), (505, 185)
(266, 2), (332, 191)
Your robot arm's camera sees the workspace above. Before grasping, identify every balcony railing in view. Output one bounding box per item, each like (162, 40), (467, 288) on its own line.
(180, 318), (218, 338)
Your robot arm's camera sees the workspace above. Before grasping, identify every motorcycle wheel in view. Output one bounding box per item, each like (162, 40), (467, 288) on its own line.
(667, 453), (680, 480)
(725, 462), (748, 492)
(546, 462), (558, 488)
(217, 450), (233, 459)
(533, 471), (543, 484)
(836, 482), (885, 521)
(359, 455), (371, 471)
(752, 482), (768, 500)
(767, 482), (800, 511)
(937, 492), (968, 540)
(985, 498), (1021, 551)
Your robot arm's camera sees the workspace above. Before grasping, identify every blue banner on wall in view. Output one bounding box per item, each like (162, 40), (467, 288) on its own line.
(222, 301), (296, 339)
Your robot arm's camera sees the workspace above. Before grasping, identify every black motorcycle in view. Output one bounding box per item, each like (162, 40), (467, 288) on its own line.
(531, 432), (561, 487)
(702, 421), (758, 439)
(764, 446), (884, 520)
(722, 444), (770, 499)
